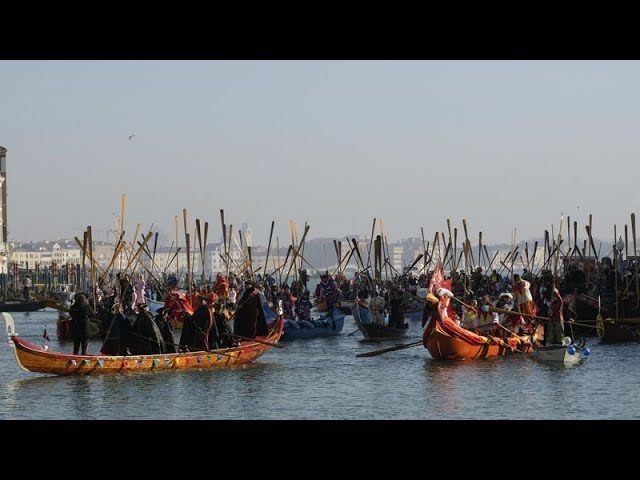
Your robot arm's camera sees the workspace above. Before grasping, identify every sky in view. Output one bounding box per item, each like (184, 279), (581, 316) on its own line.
(1, 60), (639, 249)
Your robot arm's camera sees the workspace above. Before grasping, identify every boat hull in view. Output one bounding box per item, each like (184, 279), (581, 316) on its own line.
(425, 328), (533, 360)
(533, 344), (583, 364)
(5, 314), (284, 376)
(352, 304), (408, 340)
(601, 318), (640, 343)
(0, 301), (46, 312)
(282, 311), (345, 340)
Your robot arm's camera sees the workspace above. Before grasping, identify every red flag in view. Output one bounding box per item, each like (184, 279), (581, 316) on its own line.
(428, 260), (444, 293)
(43, 327), (50, 342)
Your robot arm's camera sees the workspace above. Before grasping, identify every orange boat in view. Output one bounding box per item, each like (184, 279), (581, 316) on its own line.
(424, 317), (534, 360)
(3, 312), (283, 376)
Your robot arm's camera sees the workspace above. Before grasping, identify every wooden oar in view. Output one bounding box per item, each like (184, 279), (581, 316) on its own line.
(175, 214), (180, 276)
(633, 212), (639, 304)
(233, 334), (284, 348)
(147, 231), (158, 280)
(356, 340), (423, 358)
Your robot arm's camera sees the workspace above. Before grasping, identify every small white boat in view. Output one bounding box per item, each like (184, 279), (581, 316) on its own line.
(534, 337), (590, 364)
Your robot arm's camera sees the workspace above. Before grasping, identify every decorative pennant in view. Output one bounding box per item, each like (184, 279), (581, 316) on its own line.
(207, 355), (212, 362)
(197, 356), (203, 363)
(69, 359), (77, 366)
(83, 359), (91, 365)
(152, 359), (159, 366)
(217, 354), (223, 361)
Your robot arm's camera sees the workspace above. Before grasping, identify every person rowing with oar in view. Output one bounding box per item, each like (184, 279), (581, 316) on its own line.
(475, 295), (500, 336)
(495, 292), (522, 337)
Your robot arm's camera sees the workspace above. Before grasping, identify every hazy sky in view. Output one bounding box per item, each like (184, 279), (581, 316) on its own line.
(1, 60), (639, 248)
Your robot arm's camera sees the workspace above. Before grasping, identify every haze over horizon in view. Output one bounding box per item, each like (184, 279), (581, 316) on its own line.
(2, 61), (640, 248)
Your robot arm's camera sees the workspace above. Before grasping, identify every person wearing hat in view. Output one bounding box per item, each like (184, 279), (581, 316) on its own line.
(496, 292), (521, 335)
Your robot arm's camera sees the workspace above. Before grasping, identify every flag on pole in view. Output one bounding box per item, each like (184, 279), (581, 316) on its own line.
(428, 260), (444, 293)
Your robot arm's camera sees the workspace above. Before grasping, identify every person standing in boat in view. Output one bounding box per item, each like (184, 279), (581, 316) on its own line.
(132, 273), (147, 309)
(131, 304), (165, 354)
(512, 273), (537, 334)
(299, 269), (309, 291)
(388, 286), (408, 329)
(545, 287), (565, 345)
(22, 274), (33, 301)
(296, 290), (314, 326)
(69, 293), (97, 355)
(189, 296), (213, 351)
(280, 283), (295, 320)
(319, 273), (340, 329)
(101, 302), (130, 356)
(117, 273), (134, 315)
(423, 288), (454, 340)
(227, 283), (237, 310)
(233, 282), (268, 339)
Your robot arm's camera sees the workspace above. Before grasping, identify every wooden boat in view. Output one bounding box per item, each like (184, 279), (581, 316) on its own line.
(600, 317), (640, 343)
(424, 317), (533, 360)
(352, 304), (409, 341)
(281, 310), (345, 340)
(3, 312), (284, 376)
(0, 300), (46, 312)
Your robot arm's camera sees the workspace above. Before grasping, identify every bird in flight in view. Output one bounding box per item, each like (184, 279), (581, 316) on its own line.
(128, 134), (136, 140)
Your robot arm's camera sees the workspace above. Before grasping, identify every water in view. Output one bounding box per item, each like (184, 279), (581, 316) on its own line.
(1, 309), (640, 419)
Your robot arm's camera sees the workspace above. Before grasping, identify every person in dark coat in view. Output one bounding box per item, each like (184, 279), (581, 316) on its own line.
(233, 283), (268, 339)
(189, 297), (213, 351)
(69, 293), (97, 355)
(130, 304), (164, 354)
(210, 300), (236, 348)
(100, 302), (127, 356)
(389, 287), (408, 329)
(155, 308), (177, 353)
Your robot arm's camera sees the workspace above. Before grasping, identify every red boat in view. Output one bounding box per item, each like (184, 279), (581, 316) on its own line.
(424, 316), (534, 360)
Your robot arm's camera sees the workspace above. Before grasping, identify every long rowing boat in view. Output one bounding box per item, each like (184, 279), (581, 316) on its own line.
(424, 317), (534, 360)
(3, 312), (284, 376)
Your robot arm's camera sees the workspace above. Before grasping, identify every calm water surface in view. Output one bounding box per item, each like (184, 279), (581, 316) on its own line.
(1, 309), (639, 419)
